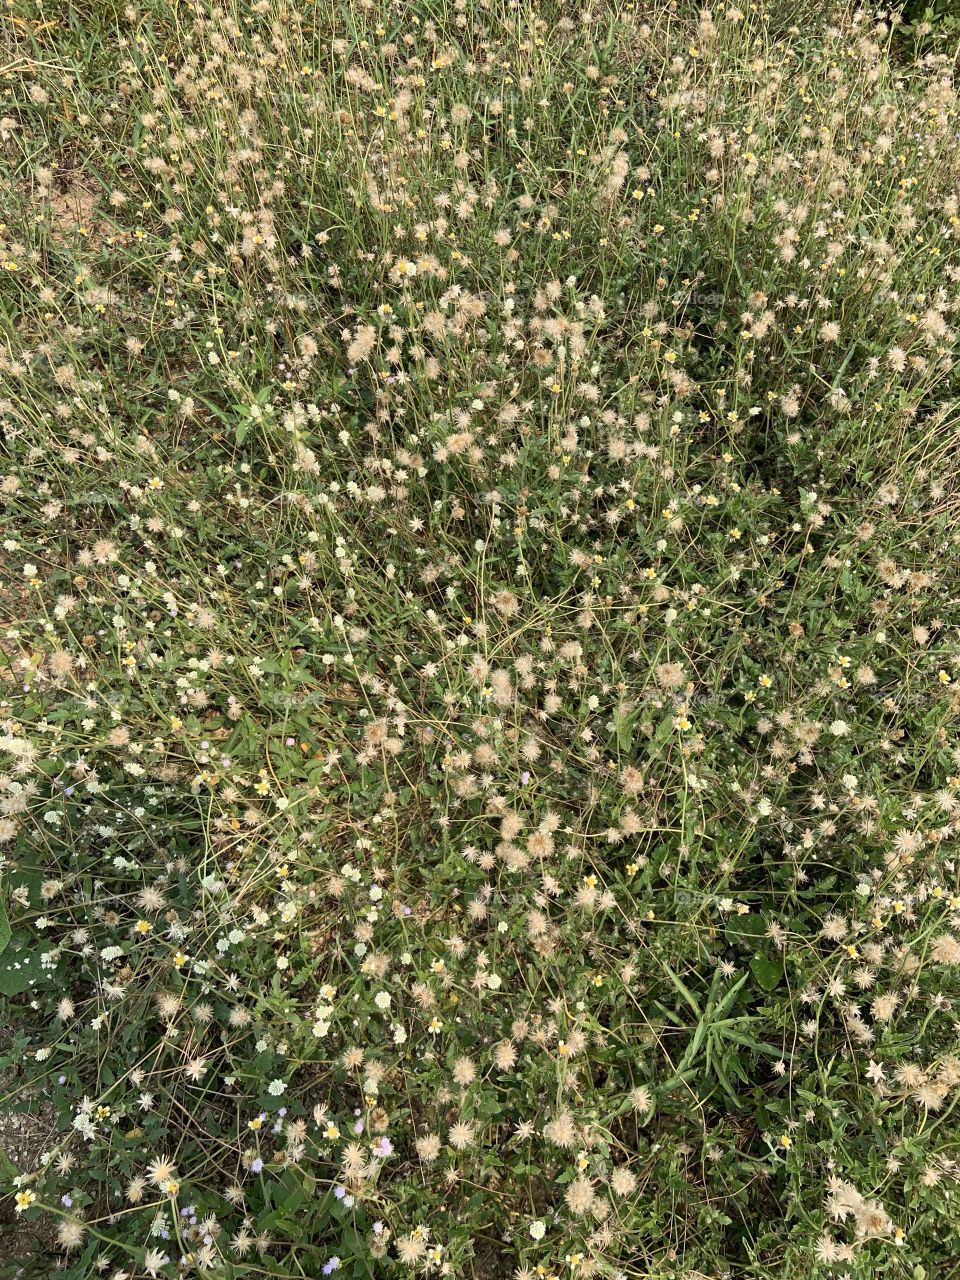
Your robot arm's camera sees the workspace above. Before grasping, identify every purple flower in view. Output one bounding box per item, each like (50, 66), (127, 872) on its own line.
(250, 1158), (264, 1174)
(322, 1258), (341, 1275)
(61, 1195), (72, 1207)
(375, 1137), (393, 1157)
(521, 771), (530, 785)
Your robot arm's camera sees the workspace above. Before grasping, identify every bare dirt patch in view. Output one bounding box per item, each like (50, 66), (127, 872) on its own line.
(0, 1057), (61, 1261)
(48, 167), (104, 250)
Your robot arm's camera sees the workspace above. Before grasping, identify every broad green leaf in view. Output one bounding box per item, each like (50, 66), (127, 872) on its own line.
(749, 953), (784, 993)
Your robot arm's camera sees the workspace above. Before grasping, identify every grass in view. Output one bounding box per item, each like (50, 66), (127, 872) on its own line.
(2, 1), (960, 1278)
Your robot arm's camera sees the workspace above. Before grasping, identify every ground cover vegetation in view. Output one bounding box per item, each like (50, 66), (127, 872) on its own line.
(2, 2), (960, 1278)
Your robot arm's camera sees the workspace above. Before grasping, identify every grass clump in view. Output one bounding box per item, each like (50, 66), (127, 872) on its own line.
(2, 2), (960, 1278)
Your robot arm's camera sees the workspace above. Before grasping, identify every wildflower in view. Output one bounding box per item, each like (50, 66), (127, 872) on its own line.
(14, 1190), (37, 1213)
(147, 1158), (177, 1188)
(396, 1234), (426, 1265)
(144, 1249), (169, 1278)
(416, 1134), (442, 1163)
(564, 1175), (596, 1216)
(55, 1219), (85, 1250)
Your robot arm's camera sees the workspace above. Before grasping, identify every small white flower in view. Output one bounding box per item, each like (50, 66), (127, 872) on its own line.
(529, 1220), (546, 1241)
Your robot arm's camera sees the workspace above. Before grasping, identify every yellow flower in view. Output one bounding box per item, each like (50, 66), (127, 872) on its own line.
(15, 1190), (37, 1213)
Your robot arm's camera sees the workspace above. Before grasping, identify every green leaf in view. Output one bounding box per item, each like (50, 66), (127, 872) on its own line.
(614, 709), (635, 751)
(0, 937), (47, 997)
(0, 896), (10, 956)
(661, 962), (702, 1017)
(647, 712), (675, 758)
(724, 912), (765, 946)
(0, 1145), (18, 1182)
(749, 953), (784, 993)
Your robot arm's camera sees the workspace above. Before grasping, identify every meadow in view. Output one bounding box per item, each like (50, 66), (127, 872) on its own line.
(2, 2), (960, 1277)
